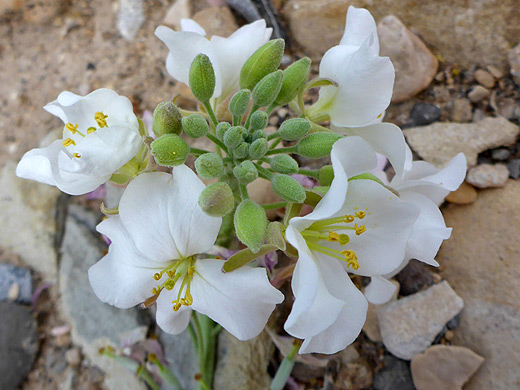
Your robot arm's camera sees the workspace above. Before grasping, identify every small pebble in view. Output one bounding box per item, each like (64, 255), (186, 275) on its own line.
(7, 282), (19, 301)
(507, 159), (520, 179)
(473, 69), (495, 88)
(395, 260), (434, 296)
(466, 164), (509, 188)
(486, 65), (503, 79)
(268, 115), (279, 126)
(445, 183), (477, 204)
(406, 103), (441, 127)
(56, 334), (71, 348)
(491, 148), (510, 161)
(467, 85), (490, 103)
(444, 330), (455, 341)
(451, 98), (472, 122)
(373, 356), (415, 390)
(65, 348), (82, 367)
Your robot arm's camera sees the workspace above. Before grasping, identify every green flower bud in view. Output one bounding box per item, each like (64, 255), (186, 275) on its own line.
(249, 138), (268, 159)
(277, 118), (311, 141)
(152, 101), (182, 137)
(195, 153), (224, 179)
(199, 182), (235, 217)
(240, 39), (285, 91)
(252, 129), (267, 141)
(234, 199), (268, 253)
(233, 161), (258, 184)
(319, 165), (334, 186)
(150, 134), (189, 167)
(228, 89), (251, 118)
(296, 133), (343, 159)
(182, 114), (209, 138)
(216, 122), (231, 140)
(271, 174), (306, 203)
(223, 126), (244, 149)
(250, 110), (269, 131)
(189, 54), (216, 103)
(233, 142), (249, 159)
(274, 57), (311, 106)
(270, 155), (299, 174)
(252, 70), (283, 108)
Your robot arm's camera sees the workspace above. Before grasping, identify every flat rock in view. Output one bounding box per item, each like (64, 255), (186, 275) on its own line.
(0, 161), (60, 282)
(117, 0), (145, 41)
(160, 329), (198, 390)
(403, 117), (519, 168)
(445, 182), (478, 205)
(373, 356), (415, 390)
(450, 98), (472, 122)
(378, 15), (438, 103)
(192, 6), (237, 37)
(467, 86), (490, 103)
(438, 180), (520, 389)
(363, 280), (399, 343)
(508, 159), (520, 179)
(411, 345), (484, 390)
(473, 69), (495, 89)
(0, 301), (38, 389)
(0, 263), (32, 303)
(466, 163), (509, 188)
(378, 281), (464, 360)
(59, 213), (150, 390)
(213, 330), (273, 390)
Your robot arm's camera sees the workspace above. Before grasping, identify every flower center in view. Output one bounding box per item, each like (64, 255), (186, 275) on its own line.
(300, 209), (368, 270)
(62, 111), (109, 158)
(150, 256), (197, 312)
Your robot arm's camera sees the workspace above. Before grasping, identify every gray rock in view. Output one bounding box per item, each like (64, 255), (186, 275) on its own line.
(405, 103), (442, 128)
(451, 98), (473, 122)
(508, 43), (520, 85)
(0, 263), (32, 303)
(403, 117), (519, 167)
(467, 86), (490, 103)
(394, 260), (434, 296)
(213, 330), (273, 390)
(507, 159), (520, 179)
(160, 329), (198, 390)
(117, 0), (145, 41)
(0, 301), (38, 389)
(466, 163), (509, 188)
(378, 281), (464, 360)
(59, 214), (150, 390)
(373, 356), (414, 390)
(0, 161), (60, 282)
(490, 148), (510, 161)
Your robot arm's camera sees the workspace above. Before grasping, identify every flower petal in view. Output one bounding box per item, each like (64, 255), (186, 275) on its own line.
(155, 292), (193, 334)
(339, 6), (379, 52)
(364, 276), (397, 304)
(180, 18), (206, 35)
(190, 259), (284, 340)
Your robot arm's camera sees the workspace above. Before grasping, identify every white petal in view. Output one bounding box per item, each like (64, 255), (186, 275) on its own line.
(364, 276), (397, 304)
(180, 18), (206, 35)
(339, 6), (379, 52)
(190, 259), (283, 340)
(338, 123), (411, 177)
(156, 291), (193, 334)
(89, 217), (161, 309)
(298, 258), (368, 354)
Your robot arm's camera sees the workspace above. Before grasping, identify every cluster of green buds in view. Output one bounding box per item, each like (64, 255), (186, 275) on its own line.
(150, 39), (342, 255)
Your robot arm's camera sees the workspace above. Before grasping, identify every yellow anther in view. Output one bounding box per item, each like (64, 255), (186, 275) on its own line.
(328, 231), (340, 242)
(354, 224), (366, 236)
(65, 122), (79, 134)
(184, 289), (193, 305)
(172, 300), (182, 311)
(95, 111), (108, 128)
(188, 266), (196, 276)
(344, 215), (355, 223)
(355, 211), (366, 219)
(62, 138), (76, 147)
(153, 272), (163, 281)
(73, 153), (81, 159)
(151, 286), (162, 295)
(341, 250), (360, 270)
(166, 270), (176, 278)
(87, 127), (97, 134)
(164, 279), (176, 290)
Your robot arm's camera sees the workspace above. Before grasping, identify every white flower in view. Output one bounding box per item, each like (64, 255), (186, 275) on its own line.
(284, 137), (419, 354)
(88, 166), (283, 340)
(155, 19), (272, 102)
(307, 6), (395, 128)
(16, 88), (142, 195)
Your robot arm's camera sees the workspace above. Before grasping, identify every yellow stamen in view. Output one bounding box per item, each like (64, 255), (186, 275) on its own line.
(328, 231), (340, 242)
(73, 153), (81, 159)
(65, 123), (79, 134)
(153, 272), (163, 281)
(62, 138), (76, 147)
(341, 250), (360, 270)
(87, 127), (97, 134)
(172, 300), (182, 311)
(344, 215), (355, 223)
(95, 111), (108, 128)
(354, 224), (366, 236)
(355, 211), (366, 219)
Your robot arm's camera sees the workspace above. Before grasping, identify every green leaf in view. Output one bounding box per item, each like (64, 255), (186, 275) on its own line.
(234, 199), (268, 253)
(265, 222), (286, 250)
(222, 244), (278, 273)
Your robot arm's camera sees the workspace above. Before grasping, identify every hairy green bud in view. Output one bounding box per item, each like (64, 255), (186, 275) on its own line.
(240, 39), (285, 91)
(252, 70), (283, 108)
(274, 57), (311, 106)
(318, 165), (334, 186)
(150, 134), (189, 167)
(277, 118), (311, 141)
(296, 133), (343, 159)
(182, 114), (209, 138)
(199, 182), (235, 217)
(250, 110), (269, 131)
(270, 155), (299, 174)
(216, 122), (231, 140)
(233, 161), (258, 184)
(271, 174), (306, 203)
(152, 101), (182, 137)
(228, 89), (251, 118)
(249, 138), (268, 159)
(195, 153), (224, 179)
(233, 142), (249, 159)
(189, 54), (215, 103)
(252, 129), (267, 141)
(223, 126), (244, 149)
(234, 199), (268, 253)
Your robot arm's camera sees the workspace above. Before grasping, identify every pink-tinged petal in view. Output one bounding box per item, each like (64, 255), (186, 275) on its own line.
(364, 276), (397, 304)
(298, 257), (368, 354)
(89, 217), (161, 309)
(339, 6), (379, 52)
(190, 259), (284, 340)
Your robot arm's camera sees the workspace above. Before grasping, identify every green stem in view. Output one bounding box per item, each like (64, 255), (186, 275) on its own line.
(267, 132), (280, 141)
(270, 342), (300, 390)
(269, 137), (283, 150)
(232, 114), (241, 127)
(136, 366), (161, 390)
(207, 133), (229, 154)
(265, 146), (297, 156)
(190, 147), (210, 156)
(253, 163), (274, 180)
(261, 201), (288, 210)
(244, 104), (259, 129)
(203, 101), (219, 127)
(297, 168), (320, 179)
(239, 184), (249, 199)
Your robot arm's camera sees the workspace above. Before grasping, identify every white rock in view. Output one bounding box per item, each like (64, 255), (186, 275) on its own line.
(117, 0), (145, 41)
(466, 163), (509, 188)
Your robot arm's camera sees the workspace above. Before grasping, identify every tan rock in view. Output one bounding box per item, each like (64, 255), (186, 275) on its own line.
(438, 180), (520, 390)
(466, 163), (509, 188)
(192, 6), (237, 37)
(0, 0), (24, 16)
(509, 43), (520, 86)
(450, 98), (472, 122)
(378, 15), (438, 103)
(23, 0), (63, 24)
(163, 0), (191, 30)
(467, 86), (490, 103)
(403, 117), (519, 168)
(411, 345), (484, 390)
(473, 69), (495, 89)
(248, 178), (282, 219)
(445, 182), (477, 205)
(334, 359), (373, 390)
(363, 279), (400, 342)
